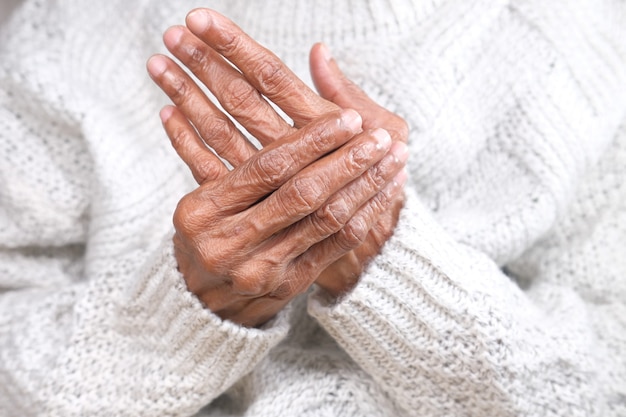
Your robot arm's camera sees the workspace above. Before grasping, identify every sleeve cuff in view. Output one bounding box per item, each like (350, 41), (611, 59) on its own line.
(307, 186), (517, 381)
(309, 186), (484, 331)
(118, 234), (291, 398)
(307, 187), (596, 413)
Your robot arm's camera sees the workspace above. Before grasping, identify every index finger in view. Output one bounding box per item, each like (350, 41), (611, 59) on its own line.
(185, 8), (338, 127)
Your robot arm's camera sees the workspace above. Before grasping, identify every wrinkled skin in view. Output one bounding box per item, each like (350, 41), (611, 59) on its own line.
(147, 9), (409, 327)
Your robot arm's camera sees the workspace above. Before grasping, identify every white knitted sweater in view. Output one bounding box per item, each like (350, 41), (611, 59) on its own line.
(1, 0), (625, 416)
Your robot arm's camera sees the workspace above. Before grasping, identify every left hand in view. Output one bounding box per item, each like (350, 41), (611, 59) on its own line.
(149, 8), (409, 297)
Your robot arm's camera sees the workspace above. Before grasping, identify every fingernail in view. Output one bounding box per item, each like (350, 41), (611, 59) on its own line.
(186, 9), (211, 33)
(319, 43), (333, 62)
(163, 26), (184, 49)
(341, 109), (362, 132)
(160, 106), (174, 123)
(392, 141), (409, 163)
(147, 55), (167, 77)
(372, 128), (391, 150)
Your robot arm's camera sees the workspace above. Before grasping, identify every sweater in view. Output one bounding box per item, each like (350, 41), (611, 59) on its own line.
(1, 0), (625, 416)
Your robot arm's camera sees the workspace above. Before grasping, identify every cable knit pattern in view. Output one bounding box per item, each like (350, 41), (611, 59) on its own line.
(1, 0), (625, 416)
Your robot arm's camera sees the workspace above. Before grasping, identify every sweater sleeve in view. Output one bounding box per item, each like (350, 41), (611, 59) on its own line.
(309, 177), (625, 416)
(0, 233), (290, 416)
(0, 5), (290, 417)
(310, 1), (626, 415)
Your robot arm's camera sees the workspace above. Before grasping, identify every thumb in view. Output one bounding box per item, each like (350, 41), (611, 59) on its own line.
(310, 43), (376, 115)
(309, 42), (411, 145)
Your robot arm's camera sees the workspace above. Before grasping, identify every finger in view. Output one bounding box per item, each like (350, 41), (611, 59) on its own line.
(226, 297), (290, 328)
(185, 8), (338, 127)
(296, 168), (408, 291)
(160, 105), (228, 183)
(147, 54), (256, 166)
(203, 294), (256, 323)
(310, 43), (376, 117)
(314, 251), (362, 297)
(163, 25), (294, 146)
(309, 43), (409, 144)
(366, 190), (406, 248)
(262, 137), (408, 259)
(245, 126), (394, 242)
(203, 109), (362, 212)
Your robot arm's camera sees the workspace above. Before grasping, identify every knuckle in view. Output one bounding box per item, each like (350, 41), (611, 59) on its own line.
(195, 158), (221, 182)
(169, 122), (193, 147)
(310, 114), (344, 151)
(253, 149), (292, 186)
(230, 258), (279, 296)
(370, 189), (392, 214)
(346, 143), (372, 171)
(173, 194), (202, 236)
(364, 164), (389, 189)
(283, 176), (324, 214)
(315, 199), (351, 234)
(195, 116), (241, 157)
(189, 45), (208, 69)
(196, 114), (231, 137)
(296, 255), (318, 276)
(231, 273), (267, 296)
(339, 217), (369, 249)
(225, 77), (261, 114)
(215, 31), (243, 56)
(172, 209), (188, 235)
(254, 58), (292, 95)
(168, 76), (191, 102)
(291, 114), (342, 158)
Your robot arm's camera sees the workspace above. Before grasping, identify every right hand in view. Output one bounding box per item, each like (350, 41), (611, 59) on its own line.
(159, 106), (404, 327)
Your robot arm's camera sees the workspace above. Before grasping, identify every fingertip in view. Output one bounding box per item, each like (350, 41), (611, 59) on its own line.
(160, 105), (175, 124)
(163, 25), (184, 50)
(390, 141), (409, 164)
(310, 43), (345, 101)
(340, 109), (363, 132)
(318, 42), (333, 63)
(146, 55), (168, 77)
(393, 169), (408, 187)
(371, 128), (392, 150)
(186, 8), (212, 34)
(310, 43), (328, 73)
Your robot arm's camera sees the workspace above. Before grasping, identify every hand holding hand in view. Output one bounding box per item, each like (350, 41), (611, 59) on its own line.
(147, 9), (409, 322)
(158, 106), (403, 326)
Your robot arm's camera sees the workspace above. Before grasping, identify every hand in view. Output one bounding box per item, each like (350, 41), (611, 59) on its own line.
(148, 8), (408, 300)
(152, 105), (403, 327)
(309, 43), (410, 296)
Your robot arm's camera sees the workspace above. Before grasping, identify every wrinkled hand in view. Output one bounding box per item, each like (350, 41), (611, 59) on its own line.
(308, 44), (409, 295)
(152, 107), (403, 327)
(148, 9), (408, 309)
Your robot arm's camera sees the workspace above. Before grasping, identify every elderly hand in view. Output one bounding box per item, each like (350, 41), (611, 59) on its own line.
(148, 8), (408, 305)
(153, 107), (404, 327)
(308, 44), (410, 295)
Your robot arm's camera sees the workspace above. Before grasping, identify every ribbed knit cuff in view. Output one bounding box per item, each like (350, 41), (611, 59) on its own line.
(307, 187), (516, 411)
(120, 235), (291, 402)
(309, 185), (488, 342)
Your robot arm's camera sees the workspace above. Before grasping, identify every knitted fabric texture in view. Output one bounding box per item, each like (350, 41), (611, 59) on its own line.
(0, 0), (625, 416)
